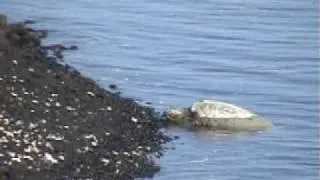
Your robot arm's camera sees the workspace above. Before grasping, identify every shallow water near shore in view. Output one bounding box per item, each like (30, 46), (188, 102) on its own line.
(2, 0), (319, 179)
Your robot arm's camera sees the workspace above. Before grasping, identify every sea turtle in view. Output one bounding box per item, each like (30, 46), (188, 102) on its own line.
(166, 99), (273, 132)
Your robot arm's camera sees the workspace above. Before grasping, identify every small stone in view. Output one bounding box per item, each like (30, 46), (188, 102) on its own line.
(45, 142), (54, 151)
(87, 91), (95, 97)
(112, 151), (119, 155)
(135, 163), (139, 168)
(11, 92), (18, 97)
(22, 155), (34, 161)
(28, 68), (35, 72)
(58, 155), (64, 161)
(105, 132), (111, 136)
(3, 130), (14, 137)
(131, 117), (138, 123)
(66, 106), (76, 111)
(44, 153), (58, 164)
(107, 106), (112, 111)
(32, 100), (39, 104)
(101, 158), (110, 165)
(11, 157), (22, 163)
(24, 146), (32, 153)
(109, 84), (117, 89)
(46, 134), (64, 141)
(28, 123), (38, 129)
(55, 102), (61, 107)
(15, 120), (23, 125)
(12, 60), (18, 65)
(7, 152), (16, 157)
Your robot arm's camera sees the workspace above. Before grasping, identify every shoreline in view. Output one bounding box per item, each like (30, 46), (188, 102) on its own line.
(0, 14), (172, 180)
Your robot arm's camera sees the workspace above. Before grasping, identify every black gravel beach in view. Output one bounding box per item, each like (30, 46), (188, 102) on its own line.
(0, 14), (171, 180)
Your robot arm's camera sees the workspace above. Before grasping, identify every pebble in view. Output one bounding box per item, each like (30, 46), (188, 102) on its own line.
(105, 132), (111, 136)
(84, 134), (98, 147)
(12, 59), (18, 65)
(112, 151), (119, 155)
(32, 99), (39, 104)
(45, 142), (54, 151)
(28, 123), (38, 129)
(66, 106), (76, 111)
(8, 152), (16, 158)
(46, 134), (64, 141)
(101, 158), (110, 165)
(11, 157), (22, 163)
(131, 117), (138, 123)
(24, 146), (32, 153)
(58, 155), (64, 161)
(44, 153), (58, 164)
(87, 91), (95, 97)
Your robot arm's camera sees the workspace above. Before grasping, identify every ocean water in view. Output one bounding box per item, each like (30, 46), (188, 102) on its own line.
(2, 0), (319, 179)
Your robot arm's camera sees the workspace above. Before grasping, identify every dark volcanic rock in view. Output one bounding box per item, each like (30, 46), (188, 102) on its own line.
(0, 14), (171, 180)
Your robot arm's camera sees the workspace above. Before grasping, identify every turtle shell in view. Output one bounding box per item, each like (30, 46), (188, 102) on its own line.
(190, 100), (257, 119)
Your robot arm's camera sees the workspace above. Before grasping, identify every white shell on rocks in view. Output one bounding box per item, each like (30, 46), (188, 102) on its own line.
(190, 100), (256, 119)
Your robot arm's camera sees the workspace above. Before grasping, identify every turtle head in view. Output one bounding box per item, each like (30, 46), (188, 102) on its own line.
(166, 107), (191, 125)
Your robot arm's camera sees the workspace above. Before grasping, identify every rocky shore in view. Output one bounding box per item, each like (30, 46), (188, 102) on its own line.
(0, 14), (172, 180)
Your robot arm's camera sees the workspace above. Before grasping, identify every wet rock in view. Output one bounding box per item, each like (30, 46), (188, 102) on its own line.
(0, 14), (7, 29)
(109, 84), (118, 90)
